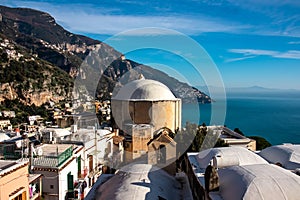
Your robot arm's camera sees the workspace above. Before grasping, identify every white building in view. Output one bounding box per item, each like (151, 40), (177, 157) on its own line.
(207, 126), (256, 150)
(87, 163), (193, 200)
(62, 127), (124, 188)
(185, 146), (300, 200)
(31, 143), (84, 200)
(192, 146), (268, 169)
(112, 78), (181, 134)
(217, 164), (300, 200)
(0, 132), (10, 142)
(112, 77), (181, 162)
(259, 144), (300, 170)
(41, 128), (71, 144)
(0, 120), (11, 129)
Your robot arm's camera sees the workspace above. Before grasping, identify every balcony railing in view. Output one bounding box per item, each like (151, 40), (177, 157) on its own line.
(32, 146), (73, 167)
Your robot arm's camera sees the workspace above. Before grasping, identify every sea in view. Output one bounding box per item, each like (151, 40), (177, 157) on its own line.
(181, 91), (300, 145)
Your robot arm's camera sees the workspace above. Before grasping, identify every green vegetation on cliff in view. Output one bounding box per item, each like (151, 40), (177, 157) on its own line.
(249, 136), (272, 150)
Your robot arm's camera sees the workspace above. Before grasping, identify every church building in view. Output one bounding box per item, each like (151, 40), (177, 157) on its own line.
(111, 76), (181, 173)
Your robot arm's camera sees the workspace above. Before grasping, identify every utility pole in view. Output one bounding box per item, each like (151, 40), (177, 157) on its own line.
(28, 140), (33, 173)
(94, 123), (97, 172)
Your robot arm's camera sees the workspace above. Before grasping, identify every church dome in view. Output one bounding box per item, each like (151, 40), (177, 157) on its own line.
(112, 79), (177, 101)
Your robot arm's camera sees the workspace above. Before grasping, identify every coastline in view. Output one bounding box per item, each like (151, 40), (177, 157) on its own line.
(182, 92), (300, 145)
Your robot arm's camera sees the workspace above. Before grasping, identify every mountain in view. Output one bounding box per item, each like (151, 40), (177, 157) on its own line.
(0, 35), (73, 106)
(226, 86), (300, 94)
(196, 85), (300, 99)
(0, 5), (211, 106)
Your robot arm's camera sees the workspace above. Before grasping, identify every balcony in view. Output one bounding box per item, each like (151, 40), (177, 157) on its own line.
(28, 174), (42, 200)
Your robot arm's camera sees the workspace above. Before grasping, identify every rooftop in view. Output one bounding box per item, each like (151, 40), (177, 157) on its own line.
(93, 164), (186, 200)
(259, 144), (300, 170)
(112, 79), (177, 101)
(0, 160), (16, 171)
(0, 160), (28, 176)
(28, 173), (42, 183)
(41, 144), (73, 156)
(187, 146), (300, 200)
(190, 146), (268, 169)
(217, 164), (300, 200)
(31, 144), (76, 168)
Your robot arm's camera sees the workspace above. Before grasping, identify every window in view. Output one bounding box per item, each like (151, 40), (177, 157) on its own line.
(13, 194), (22, 200)
(88, 155), (93, 172)
(77, 156), (81, 178)
(50, 185), (54, 189)
(67, 172), (74, 191)
(157, 145), (166, 164)
(124, 142), (130, 148)
(139, 132), (145, 137)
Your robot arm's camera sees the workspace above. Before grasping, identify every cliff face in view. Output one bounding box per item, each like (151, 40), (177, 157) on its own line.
(93, 58), (212, 103)
(0, 35), (72, 106)
(0, 5), (211, 106)
(0, 5), (116, 106)
(0, 84), (65, 106)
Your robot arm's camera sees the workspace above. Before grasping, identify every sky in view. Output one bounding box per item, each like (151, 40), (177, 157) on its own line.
(2, 0), (300, 90)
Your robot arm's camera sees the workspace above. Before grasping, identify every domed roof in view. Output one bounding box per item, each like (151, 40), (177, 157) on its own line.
(112, 78), (177, 101)
(196, 147), (268, 169)
(218, 164), (300, 200)
(259, 144), (300, 170)
(94, 164), (182, 200)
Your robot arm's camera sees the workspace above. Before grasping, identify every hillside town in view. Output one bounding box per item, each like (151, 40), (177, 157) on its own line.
(0, 4), (300, 200)
(0, 77), (299, 200)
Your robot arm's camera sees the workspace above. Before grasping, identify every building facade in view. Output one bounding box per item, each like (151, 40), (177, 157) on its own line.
(112, 78), (181, 163)
(0, 160), (29, 200)
(31, 144), (84, 200)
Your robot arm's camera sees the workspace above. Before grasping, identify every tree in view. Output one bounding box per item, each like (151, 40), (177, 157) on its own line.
(249, 136), (271, 150)
(214, 139), (229, 147)
(234, 128), (244, 136)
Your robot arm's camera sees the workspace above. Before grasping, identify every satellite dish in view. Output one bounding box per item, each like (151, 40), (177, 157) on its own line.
(37, 148), (43, 156)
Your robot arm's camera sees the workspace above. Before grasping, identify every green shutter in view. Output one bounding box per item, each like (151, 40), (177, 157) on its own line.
(78, 156), (81, 175)
(67, 172), (74, 191)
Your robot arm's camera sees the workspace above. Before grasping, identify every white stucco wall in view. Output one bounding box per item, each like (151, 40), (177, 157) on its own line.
(58, 157), (78, 200)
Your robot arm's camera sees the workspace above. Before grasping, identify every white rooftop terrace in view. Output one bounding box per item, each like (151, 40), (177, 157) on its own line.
(91, 163), (192, 200)
(187, 146), (300, 200)
(191, 146), (268, 170)
(40, 144), (73, 156)
(217, 164), (300, 200)
(259, 144), (300, 170)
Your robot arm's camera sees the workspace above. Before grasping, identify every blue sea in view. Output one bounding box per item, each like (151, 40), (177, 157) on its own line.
(182, 92), (300, 145)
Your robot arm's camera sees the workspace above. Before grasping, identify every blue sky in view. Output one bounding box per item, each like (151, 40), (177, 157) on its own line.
(2, 0), (300, 89)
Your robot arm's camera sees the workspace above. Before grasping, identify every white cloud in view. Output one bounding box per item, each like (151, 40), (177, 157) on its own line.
(228, 0), (300, 8)
(224, 56), (256, 63)
(1, 0), (251, 36)
(229, 49), (278, 56)
(3, 0), (300, 37)
(50, 12), (250, 36)
(228, 49), (300, 60)
(275, 50), (300, 59)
